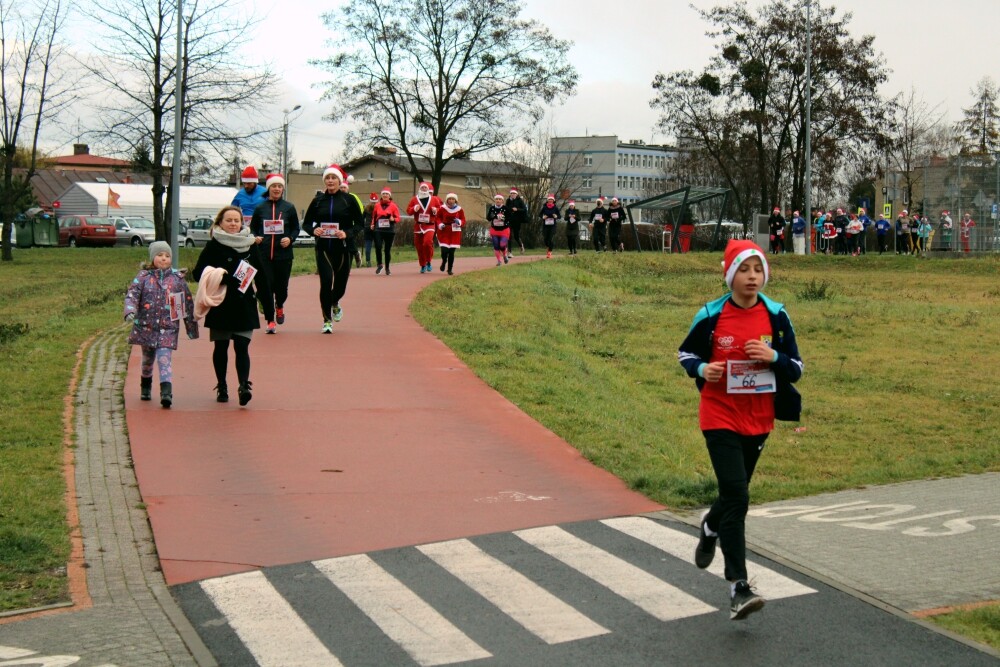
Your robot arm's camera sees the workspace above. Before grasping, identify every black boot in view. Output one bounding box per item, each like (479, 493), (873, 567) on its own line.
(238, 380), (253, 406)
(140, 376), (152, 401)
(215, 383), (229, 403)
(159, 382), (172, 408)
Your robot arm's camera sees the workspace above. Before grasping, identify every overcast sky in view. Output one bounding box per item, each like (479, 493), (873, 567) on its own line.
(62, 0), (999, 167)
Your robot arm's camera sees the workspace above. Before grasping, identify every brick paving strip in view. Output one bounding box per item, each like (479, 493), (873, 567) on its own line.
(0, 328), (214, 667)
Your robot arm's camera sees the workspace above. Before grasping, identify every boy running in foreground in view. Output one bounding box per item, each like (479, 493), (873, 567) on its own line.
(677, 240), (804, 620)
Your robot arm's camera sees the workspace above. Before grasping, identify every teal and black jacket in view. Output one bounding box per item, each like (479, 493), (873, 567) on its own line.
(677, 293), (804, 422)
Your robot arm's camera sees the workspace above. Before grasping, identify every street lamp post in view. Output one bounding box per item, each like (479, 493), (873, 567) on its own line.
(282, 104), (302, 180)
(804, 0), (812, 255)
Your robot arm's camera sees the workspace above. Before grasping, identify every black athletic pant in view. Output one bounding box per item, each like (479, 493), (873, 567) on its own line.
(258, 257), (292, 310)
(316, 243), (351, 321)
(592, 223), (607, 251)
(439, 247), (457, 272)
(213, 337), (251, 386)
(609, 225), (622, 251)
(542, 225), (556, 251)
(877, 235), (888, 254)
(702, 429), (768, 583)
(509, 220), (524, 251)
(567, 232), (578, 254)
(375, 230), (395, 270)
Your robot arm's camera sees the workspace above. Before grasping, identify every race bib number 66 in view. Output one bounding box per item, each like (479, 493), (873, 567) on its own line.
(726, 359), (776, 394)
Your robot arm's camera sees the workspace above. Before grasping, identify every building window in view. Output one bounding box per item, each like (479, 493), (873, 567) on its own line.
(367, 172), (375, 181)
(629, 176), (636, 189)
(465, 175), (482, 188)
(617, 154), (622, 166)
(584, 153), (593, 166)
(582, 177), (592, 189)
(617, 176), (623, 188)
(388, 170), (400, 182)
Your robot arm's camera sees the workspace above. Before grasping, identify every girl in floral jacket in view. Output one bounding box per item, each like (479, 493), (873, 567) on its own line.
(124, 241), (199, 408)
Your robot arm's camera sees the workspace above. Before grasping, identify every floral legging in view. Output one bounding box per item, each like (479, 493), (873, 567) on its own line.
(141, 346), (173, 383)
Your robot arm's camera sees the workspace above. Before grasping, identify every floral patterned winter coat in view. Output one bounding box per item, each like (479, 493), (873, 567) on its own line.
(124, 268), (199, 349)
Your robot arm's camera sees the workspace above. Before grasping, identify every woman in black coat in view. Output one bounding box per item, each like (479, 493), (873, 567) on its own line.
(193, 205), (273, 406)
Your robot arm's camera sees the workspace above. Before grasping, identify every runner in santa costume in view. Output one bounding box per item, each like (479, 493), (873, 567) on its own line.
(486, 193), (510, 266)
(371, 187), (401, 275)
(407, 181), (443, 273)
(436, 193), (466, 275)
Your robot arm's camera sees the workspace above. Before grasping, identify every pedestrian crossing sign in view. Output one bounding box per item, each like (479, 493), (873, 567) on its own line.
(883, 203), (892, 217)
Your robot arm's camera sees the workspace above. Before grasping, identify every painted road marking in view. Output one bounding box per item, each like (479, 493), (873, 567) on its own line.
(513, 525), (716, 621)
(199, 570), (343, 667)
(602, 516), (817, 599)
(418, 538), (610, 644)
(314, 553), (491, 666)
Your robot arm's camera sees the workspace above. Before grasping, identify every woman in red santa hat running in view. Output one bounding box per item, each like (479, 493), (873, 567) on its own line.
(371, 187), (401, 275)
(407, 181), (443, 273)
(436, 193), (466, 275)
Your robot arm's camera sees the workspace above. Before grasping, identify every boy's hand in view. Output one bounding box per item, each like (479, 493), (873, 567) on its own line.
(744, 339), (774, 362)
(703, 361), (725, 382)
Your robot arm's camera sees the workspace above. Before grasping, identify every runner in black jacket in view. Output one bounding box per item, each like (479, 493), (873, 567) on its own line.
(250, 173), (299, 333)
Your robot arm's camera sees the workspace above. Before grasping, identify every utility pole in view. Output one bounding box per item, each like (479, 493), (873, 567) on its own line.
(804, 0), (812, 255)
(282, 105), (302, 180)
(170, 0), (183, 267)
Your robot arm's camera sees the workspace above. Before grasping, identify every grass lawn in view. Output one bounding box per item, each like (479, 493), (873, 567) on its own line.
(1, 244), (998, 650)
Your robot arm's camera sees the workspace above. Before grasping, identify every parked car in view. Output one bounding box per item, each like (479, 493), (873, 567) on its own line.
(296, 228), (315, 247)
(113, 216), (157, 247)
(58, 215), (117, 247)
(182, 216), (214, 247)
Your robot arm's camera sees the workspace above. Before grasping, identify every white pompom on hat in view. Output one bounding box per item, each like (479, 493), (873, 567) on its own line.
(240, 165), (259, 183)
(722, 239), (769, 290)
(347, 174), (355, 184)
(265, 173), (285, 189)
(323, 164), (346, 182)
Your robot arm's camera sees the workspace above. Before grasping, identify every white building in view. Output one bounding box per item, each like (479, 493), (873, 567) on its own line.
(550, 135), (679, 215)
(54, 182), (234, 220)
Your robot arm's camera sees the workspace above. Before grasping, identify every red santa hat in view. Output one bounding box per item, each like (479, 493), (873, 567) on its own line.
(859, 207), (866, 214)
(445, 192), (458, 200)
(611, 197), (620, 204)
(722, 240), (769, 290)
(323, 164), (346, 182)
(265, 172), (285, 189)
(773, 206), (780, 213)
(546, 193), (555, 201)
(941, 210), (950, 215)
(568, 200), (575, 206)
(369, 192), (378, 202)
(240, 165), (259, 183)
(596, 198), (605, 205)
(902, 209), (908, 215)
(380, 187), (392, 196)
(418, 181), (432, 192)
(493, 193), (505, 201)
(836, 208), (844, 214)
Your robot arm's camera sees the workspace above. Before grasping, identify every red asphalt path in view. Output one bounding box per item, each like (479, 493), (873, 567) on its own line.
(125, 255), (662, 585)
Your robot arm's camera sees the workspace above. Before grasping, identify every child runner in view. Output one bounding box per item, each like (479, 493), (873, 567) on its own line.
(250, 172), (299, 334)
(917, 215), (932, 254)
(486, 193), (510, 266)
(436, 193), (466, 275)
(539, 193), (560, 258)
(678, 239), (803, 621)
(124, 241), (198, 408)
(372, 187), (401, 275)
(301, 164), (364, 333)
(193, 206), (273, 405)
(407, 182), (442, 273)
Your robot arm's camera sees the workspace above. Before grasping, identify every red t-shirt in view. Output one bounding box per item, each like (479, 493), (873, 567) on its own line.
(699, 299), (776, 435)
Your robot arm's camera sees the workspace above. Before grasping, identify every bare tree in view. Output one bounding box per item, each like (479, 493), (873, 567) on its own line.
(313, 0), (577, 194)
(80, 0), (275, 240)
(885, 89), (944, 208)
(0, 0), (70, 261)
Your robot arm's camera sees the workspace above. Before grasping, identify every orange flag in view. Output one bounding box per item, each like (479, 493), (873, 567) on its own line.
(108, 188), (121, 209)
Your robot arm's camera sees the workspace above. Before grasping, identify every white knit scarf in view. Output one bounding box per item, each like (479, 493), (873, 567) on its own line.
(211, 225), (255, 252)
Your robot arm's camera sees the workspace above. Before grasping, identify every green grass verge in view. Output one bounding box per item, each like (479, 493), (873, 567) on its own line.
(929, 602), (1000, 651)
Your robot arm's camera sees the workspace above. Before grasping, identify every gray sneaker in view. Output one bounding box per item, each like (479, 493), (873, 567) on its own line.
(730, 580), (765, 620)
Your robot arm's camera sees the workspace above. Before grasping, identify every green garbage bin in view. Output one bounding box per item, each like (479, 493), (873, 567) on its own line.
(14, 215), (34, 248)
(32, 215), (58, 247)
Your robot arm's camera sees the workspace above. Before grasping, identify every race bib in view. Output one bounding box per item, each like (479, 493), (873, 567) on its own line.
(726, 359), (776, 394)
(263, 219), (283, 235)
(167, 292), (184, 321)
(452, 223), (462, 232)
(320, 222), (340, 238)
(418, 214), (431, 224)
(569, 216), (576, 223)
(593, 215), (603, 222)
(611, 212), (619, 219)
(492, 219), (505, 227)
(544, 217), (555, 225)
(377, 218), (390, 228)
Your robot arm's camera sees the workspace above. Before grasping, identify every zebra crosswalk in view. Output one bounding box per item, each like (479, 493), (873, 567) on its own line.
(177, 517), (816, 667)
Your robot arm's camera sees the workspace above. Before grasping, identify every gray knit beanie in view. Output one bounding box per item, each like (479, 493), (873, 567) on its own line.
(148, 241), (171, 263)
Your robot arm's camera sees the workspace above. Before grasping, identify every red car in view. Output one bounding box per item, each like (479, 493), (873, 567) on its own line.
(58, 215), (117, 247)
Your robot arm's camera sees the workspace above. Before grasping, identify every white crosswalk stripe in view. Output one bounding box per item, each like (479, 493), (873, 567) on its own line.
(418, 538), (610, 644)
(602, 516), (817, 599)
(200, 570), (344, 667)
(194, 519), (819, 666)
(513, 525), (717, 621)
(314, 553), (492, 666)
